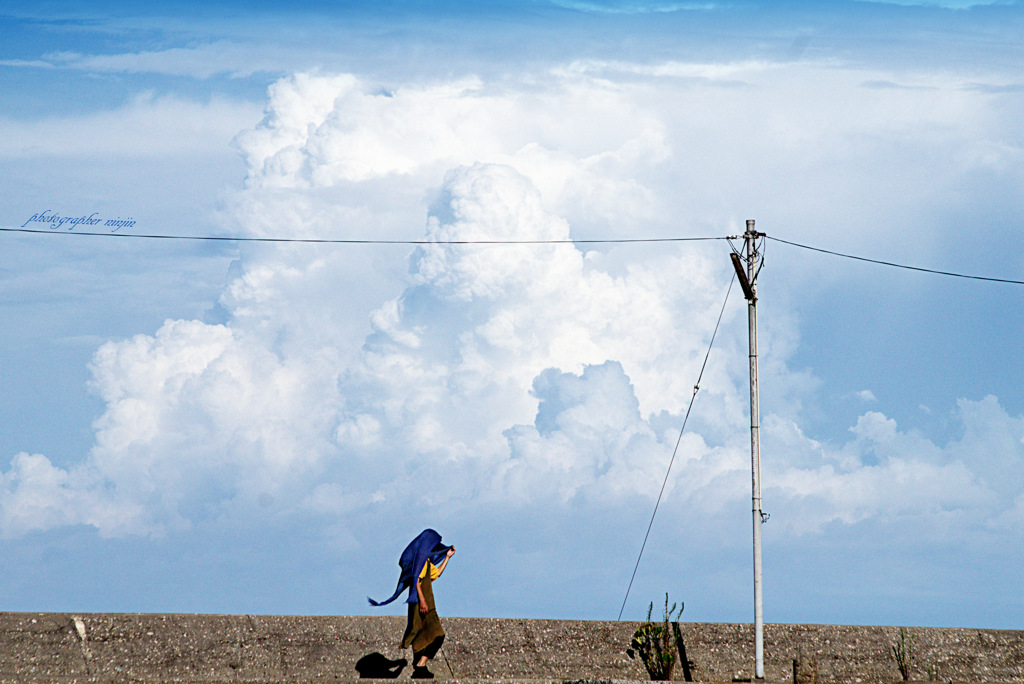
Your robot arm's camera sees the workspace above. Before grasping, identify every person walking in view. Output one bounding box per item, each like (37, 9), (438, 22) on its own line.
(369, 529), (456, 679)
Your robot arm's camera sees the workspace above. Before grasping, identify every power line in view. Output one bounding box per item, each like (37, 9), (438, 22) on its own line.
(6, 224), (1021, 285)
(767, 235), (1024, 286)
(0, 226), (725, 246)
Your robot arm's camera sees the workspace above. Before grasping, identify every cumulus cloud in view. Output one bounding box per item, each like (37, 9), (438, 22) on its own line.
(0, 160), (741, 537)
(231, 71), (667, 235)
(0, 452), (140, 537)
(1, 64), (1021, 559)
(763, 396), (1023, 536)
(329, 161), (745, 509)
(1, 315), (345, 537)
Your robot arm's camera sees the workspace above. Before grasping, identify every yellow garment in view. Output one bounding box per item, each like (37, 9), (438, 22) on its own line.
(419, 560), (440, 581)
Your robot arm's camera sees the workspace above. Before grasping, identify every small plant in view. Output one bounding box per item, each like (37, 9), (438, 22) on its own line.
(891, 627), (914, 681)
(627, 594), (685, 681)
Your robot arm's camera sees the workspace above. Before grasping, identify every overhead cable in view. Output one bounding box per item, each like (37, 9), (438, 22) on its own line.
(0, 226), (724, 246)
(5, 225), (1021, 285)
(767, 235), (1024, 286)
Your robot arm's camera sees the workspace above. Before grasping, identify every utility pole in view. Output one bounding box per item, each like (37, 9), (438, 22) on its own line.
(730, 219), (765, 680)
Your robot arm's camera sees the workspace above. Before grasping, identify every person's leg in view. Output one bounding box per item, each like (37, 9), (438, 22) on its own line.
(421, 635), (443, 660)
(412, 636), (444, 678)
(412, 655), (434, 679)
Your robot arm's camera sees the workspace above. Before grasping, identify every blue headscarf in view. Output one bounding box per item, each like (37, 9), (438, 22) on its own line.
(368, 528), (453, 607)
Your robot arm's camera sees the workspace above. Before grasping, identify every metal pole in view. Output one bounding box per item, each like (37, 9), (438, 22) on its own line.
(744, 219), (765, 680)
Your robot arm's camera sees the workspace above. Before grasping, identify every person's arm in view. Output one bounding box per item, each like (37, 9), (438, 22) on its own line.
(435, 547), (456, 578)
(416, 576), (428, 614)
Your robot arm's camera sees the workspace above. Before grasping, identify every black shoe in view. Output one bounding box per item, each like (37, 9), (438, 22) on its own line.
(412, 665), (434, 679)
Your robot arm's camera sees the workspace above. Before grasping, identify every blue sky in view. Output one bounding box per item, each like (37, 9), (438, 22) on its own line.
(1, 0), (1022, 633)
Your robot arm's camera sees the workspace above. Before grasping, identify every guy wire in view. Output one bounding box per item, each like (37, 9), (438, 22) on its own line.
(441, 647), (459, 684)
(616, 271), (736, 621)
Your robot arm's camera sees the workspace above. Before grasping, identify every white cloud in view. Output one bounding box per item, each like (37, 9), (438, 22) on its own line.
(763, 397), (1023, 536)
(328, 160), (747, 511)
(497, 361), (744, 507)
(232, 72), (668, 236)
(1, 63), (1021, 559)
(1, 314), (345, 537)
(0, 451), (157, 539)
(946, 395), (1024, 501)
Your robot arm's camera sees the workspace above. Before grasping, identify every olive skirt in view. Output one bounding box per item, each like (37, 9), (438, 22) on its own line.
(401, 572), (445, 659)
